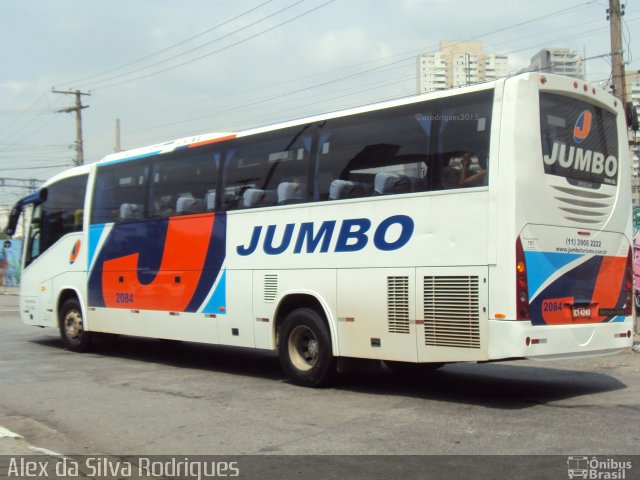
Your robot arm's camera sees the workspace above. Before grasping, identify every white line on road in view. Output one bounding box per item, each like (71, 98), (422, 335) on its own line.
(29, 446), (66, 457)
(0, 426), (22, 438)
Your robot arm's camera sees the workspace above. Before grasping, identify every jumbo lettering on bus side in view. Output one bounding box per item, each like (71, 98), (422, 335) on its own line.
(235, 214), (415, 256)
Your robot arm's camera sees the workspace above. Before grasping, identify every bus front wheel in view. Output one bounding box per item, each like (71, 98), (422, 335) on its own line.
(59, 298), (92, 352)
(278, 308), (336, 387)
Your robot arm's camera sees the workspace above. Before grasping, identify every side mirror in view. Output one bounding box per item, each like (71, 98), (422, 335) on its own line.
(4, 206), (22, 237)
(3, 187), (47, 237)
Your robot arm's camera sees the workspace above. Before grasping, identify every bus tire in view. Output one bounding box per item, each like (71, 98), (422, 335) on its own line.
(278, 308), (336, 387)
(59, 298), (92, 352)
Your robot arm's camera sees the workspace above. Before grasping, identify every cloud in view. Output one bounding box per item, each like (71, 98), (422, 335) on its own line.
(0, 81), (26, 96)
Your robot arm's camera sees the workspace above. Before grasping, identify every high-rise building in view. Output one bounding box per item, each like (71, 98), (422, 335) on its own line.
(484, 53), (510, 82)
(628, 72), (640, 132)
(417, 41), (509, 94)
(528, 48), (585, 80)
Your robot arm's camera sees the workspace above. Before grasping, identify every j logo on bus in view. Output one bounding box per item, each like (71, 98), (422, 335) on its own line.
(573, 110), (592, 144)
(236, 215), (414, 256)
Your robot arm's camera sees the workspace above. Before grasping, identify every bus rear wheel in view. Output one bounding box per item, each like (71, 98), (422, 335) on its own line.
(278, 308), (336, 387)
(59, 298), (92, 352)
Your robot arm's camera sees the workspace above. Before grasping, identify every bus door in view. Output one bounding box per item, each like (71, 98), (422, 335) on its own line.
(7, 175), (88, 328)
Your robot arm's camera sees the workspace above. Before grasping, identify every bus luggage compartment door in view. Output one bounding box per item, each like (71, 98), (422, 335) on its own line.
(416, 266), (489, 363)
(337, 268), (418, 362)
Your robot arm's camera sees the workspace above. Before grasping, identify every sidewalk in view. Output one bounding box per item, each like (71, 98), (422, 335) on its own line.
(1, 286), (19, 296)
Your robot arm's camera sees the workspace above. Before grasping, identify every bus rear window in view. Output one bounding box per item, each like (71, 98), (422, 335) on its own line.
(540, 93), (618, 188)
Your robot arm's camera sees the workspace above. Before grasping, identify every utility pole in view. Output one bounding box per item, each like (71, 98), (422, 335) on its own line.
(115, 118), (122, 152)
(608, 0), (627, 104)
(52, 89), (90, 166)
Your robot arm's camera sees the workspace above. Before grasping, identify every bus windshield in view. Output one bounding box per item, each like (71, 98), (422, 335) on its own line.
(540, 92), (619, 188)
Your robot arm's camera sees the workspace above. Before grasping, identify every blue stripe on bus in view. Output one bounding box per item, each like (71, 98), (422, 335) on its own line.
(525, 251), (582, 299)
(99, 150), (162, 166)
(201, 269), (226, 315)
(88, 223), (107, 271)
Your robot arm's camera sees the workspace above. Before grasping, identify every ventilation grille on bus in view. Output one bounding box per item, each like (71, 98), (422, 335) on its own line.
(423, 276), (480, 348)
(387, 276), (410, 334)
(550, 185), (614, 225)
(264, 274), (278, 303)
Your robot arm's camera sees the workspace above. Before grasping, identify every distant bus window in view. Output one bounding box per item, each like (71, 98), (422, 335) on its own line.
(92, 161), (148, 224)
(150, 150), (218, 217)
(317, 106), (429, 200)
(429, 90), (493, 189)
(222, 126), (312, 210)
(315, 89), (493, 199)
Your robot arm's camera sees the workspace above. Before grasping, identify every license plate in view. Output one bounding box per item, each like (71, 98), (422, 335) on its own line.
(571, 305), (592, 319)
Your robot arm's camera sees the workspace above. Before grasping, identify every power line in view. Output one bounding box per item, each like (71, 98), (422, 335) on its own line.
(0, 164), (70, 172)
(90, 0), (337, 91)
(0, 95), (64, 151)
(61, 0), (278, 88)
(77, 0), (313, 90)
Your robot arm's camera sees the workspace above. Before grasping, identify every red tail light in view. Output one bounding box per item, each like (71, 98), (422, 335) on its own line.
(625, 247), (633, 316)
(516, 237), (530, 320)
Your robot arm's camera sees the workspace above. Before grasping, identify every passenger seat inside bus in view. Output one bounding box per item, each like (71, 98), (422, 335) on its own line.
(328, 179), (368, 200)
(277, 182), (304, 204)
(241, 188), (277, 208)
(120, 203), (144, 221)
(373, 172), (411, 195)
(176, 193), (205, 214)
(205, 190), (216, 211)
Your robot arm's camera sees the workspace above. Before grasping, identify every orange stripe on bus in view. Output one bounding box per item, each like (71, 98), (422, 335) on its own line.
(102, 214), (214, 311)
(188, 134), (236, 149)
(592, 256), (626, 321)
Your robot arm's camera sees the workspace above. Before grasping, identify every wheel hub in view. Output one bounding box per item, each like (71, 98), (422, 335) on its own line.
(65, 310), (83, 340)
(288, 325), (319, 371)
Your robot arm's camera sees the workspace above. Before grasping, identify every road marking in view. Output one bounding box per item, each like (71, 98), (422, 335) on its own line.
(0, 426), (66, 457)
(0, 426), (22, 438)
(29, 446), (66, 457)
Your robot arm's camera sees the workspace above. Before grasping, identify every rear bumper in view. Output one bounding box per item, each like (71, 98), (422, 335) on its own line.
(487, 318), (634, 360)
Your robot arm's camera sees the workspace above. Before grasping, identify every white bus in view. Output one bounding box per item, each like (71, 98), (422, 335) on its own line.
(6, 73), (634, 387)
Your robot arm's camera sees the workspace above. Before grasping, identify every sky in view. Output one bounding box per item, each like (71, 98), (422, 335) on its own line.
(1, 0), (638, 214)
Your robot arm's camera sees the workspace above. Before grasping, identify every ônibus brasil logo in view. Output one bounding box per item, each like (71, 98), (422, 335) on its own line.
(573, 110), (592, 144)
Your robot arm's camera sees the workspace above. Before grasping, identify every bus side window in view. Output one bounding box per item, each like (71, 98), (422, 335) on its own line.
(149, 150), (217, 217)
(222, 126), (311, 211)
(429, 91), (493, 190)
(316, 105), (430, 201)
(92, 162), (148, 224)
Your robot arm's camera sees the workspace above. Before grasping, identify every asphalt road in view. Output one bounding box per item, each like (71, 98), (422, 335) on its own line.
(0, 290), (639, 478)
